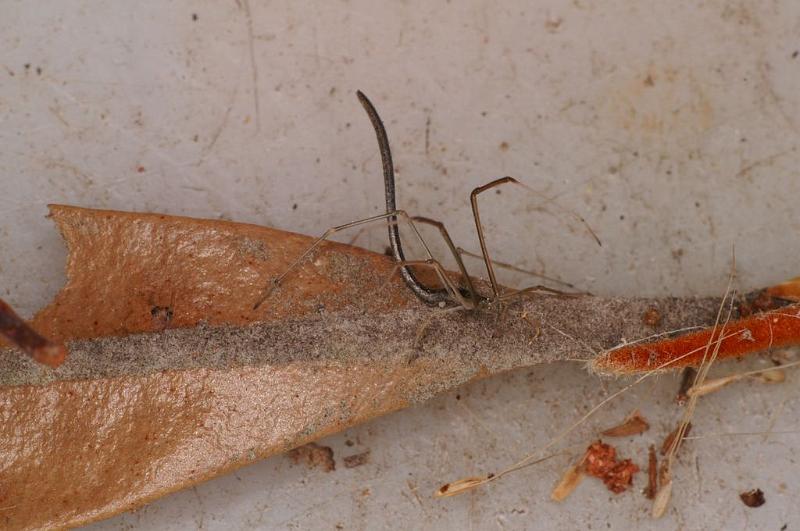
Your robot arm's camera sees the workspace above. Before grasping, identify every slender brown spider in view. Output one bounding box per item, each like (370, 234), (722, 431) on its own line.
(254, 91), (596, 311)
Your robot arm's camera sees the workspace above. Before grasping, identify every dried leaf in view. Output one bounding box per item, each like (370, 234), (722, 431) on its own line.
(645, 445), (658, 500)
(601, 409), (650, 437)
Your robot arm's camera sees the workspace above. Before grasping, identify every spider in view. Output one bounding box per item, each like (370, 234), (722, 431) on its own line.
(254, 91), (596, 312)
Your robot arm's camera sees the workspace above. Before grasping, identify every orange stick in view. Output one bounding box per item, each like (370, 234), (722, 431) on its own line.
(592, 303), (800, 375)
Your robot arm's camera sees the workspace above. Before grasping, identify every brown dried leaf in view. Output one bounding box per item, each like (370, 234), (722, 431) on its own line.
(600, 409), (650, 437)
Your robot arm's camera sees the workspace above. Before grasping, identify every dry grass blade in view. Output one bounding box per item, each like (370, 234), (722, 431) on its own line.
(653, 254), (737, 518)
(686, 375), (741, 398)
(435, 453), (562, 498)
(660, 423), (692, 456)
(687, 359), (799, 397)
(435, 476), (494, 498)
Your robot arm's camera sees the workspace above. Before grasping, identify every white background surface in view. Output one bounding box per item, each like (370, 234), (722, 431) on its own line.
(2, 1), (799, 529)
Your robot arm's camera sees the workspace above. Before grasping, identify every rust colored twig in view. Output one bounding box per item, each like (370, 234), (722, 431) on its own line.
(592, 303), (800, 374)
(0, 298), (67, 368)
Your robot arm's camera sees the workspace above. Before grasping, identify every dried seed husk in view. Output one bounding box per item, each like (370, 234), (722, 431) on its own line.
(551, 464), (584, 502)
(435, 476), (492, 498)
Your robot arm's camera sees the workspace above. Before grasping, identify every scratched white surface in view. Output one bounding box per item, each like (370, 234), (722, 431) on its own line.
(1, 1), (799, 529)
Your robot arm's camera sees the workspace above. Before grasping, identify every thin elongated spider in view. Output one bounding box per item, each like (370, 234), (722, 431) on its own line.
(254, 91), (591, 311)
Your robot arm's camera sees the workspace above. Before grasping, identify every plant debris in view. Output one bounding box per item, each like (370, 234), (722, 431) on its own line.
(651, 475), (672, 519)
(592, 301), (800, 374)
(676, 367), (696, 405)
(435, 475), (493, 498)
(687, 362), (795, 398)
(583, 441), (639, 494)
(645, 445), (657, 499)
(752, 368), (785, 384)
(287, 443), (335, 472)
(739, 488), (765, 508)
(0, 298), (67, 368)
(600, 409), (650, 437)
(661, 423), (692, 456)
(343, 450), (370, 469)
(551, 464), (584, 502)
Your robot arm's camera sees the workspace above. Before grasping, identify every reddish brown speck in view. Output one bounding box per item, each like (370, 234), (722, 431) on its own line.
(642, 307), (661, 327)
(740, 488), (765, 508)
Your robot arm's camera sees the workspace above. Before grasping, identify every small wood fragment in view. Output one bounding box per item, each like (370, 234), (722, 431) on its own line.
(600, 409), (650, 437)
(676, 367), (696, 405)
(645, 445), (658, 500)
